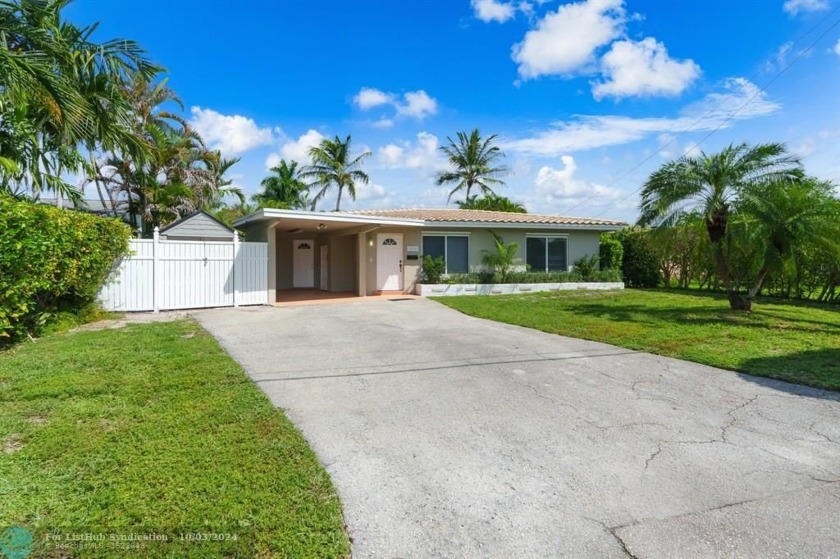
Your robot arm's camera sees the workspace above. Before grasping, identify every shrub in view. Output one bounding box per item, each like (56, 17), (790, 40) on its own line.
(0, 195), (131, 344)
(573, 254), (600, 281)
(615, 227), (659, 288)
(600, 233), (624, 271)
(420, 255), (446, 284)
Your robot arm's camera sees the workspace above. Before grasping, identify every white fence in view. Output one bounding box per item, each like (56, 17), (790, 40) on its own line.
(99, 233), (268, 312)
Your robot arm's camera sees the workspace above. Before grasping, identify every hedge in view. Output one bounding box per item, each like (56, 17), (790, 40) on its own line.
(615, 227), (659, 288)
(0, 195), (132, 344)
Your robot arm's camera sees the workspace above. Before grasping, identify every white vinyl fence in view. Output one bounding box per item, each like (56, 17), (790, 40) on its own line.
(99, 230), (268, 312)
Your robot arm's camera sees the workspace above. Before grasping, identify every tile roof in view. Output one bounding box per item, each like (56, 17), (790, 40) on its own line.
(343, 208), (626, 227)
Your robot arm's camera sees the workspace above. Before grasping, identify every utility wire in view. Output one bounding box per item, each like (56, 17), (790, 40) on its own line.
(556, 6), (840, 219)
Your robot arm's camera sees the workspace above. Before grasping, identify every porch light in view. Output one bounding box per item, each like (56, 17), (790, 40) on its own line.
(317, 223), (327, 230)
(368, 239), (374, 247)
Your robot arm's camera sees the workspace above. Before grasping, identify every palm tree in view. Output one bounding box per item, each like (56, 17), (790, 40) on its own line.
(253, 160), (310, 209)
(436, 129), (508, 203)
(457, 193), (526, 213)
(481, 232), (521, 283)
(301, 135), (370, 211)
(638, 143), (802, 310)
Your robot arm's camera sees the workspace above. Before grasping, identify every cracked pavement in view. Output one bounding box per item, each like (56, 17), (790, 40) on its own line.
(193, 298), (840, 558)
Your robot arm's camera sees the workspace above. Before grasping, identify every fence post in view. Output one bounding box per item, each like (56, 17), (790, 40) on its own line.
(153, 227), (160, 313)
(233, 230), (240, 308)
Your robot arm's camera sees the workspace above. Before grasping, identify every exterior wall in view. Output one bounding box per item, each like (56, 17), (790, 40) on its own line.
(160, 212), (233, 240)
(329, 235), (356, 292)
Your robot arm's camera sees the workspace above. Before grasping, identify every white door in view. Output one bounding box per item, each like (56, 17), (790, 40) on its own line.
(376, 233), (403, 291)
(292, 240), (315, 288)
(320, 245), (329, 290)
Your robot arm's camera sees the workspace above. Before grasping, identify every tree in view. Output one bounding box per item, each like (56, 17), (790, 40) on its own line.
(253, 160), (310, 209)
(457, 193), (526, 213)
(436, 129), (508, 203)
(0, 0), (158, 202)
(301, 135), (370, 211)
(481, 232), (521, 283)
(638, 143), (802, 310)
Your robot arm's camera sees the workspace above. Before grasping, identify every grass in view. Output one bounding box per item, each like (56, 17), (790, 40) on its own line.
(435, 289), (840, 391)
(0, 320), (349, 558)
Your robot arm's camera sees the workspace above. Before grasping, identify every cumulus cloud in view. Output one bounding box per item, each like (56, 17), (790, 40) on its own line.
(472, 0), (516, 22)
(783, 0), (829, 15)
(592, 38), (700, 99)
(834, 39), (840, 56)
(505, 78), (780, 156)
(352, 87), (439, 121)
(533, 155), (622, 206)
(512, 0), (625, 79)
(376, 132), (445, 170)
(353, 87), (394, 110)
(189, 107), (275, 155)
(264, 129), (325, 169)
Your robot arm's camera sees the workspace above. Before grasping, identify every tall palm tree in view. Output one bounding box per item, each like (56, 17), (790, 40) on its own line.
(253, 159), (310, 209)
(638, 143), (802, 310)
(301, 135), (370, 211)
(457, 193), (526, 213)
(436, 129), (508, 203)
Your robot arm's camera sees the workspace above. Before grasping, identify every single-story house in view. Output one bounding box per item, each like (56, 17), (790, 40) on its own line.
(159, 210), (236, 242)
(234, 208), (625, 302)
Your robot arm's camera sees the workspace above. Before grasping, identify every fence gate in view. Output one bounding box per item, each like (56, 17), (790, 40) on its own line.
(99, 231), (268, 312)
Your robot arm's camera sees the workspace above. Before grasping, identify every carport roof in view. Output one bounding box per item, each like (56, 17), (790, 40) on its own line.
(233, 208), (425, 228)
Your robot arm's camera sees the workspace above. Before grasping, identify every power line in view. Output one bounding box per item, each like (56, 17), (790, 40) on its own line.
(556, 6), (840, 219)
(591, 12), (840, 220)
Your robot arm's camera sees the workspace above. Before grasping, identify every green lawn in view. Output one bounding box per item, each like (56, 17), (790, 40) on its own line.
(435, 289), (840, 391)
(0, 320), (349, 558)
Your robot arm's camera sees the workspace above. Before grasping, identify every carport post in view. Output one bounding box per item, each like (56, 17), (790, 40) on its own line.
(357, 232), (367, 297)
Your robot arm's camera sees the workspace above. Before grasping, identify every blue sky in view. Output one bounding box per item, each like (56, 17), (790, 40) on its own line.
(69, 0), (840, 220)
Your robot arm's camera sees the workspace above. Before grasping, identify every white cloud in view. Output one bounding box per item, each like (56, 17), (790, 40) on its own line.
(592, 38), (700, 99)
(264, 129), (325, 169)
(783, 0), (829, 15)
(353, 87), (394, 110)
(376, 132), (444, 170)
(472, 0), (516, 22)
(533, 155), (622, 206)
(512, 0), (625, 79)
(505, 78), (780, 156)
(833, 39), (840, 56)
(395, 90), (438, 119)
(352, 87), (438, 121)
(189, 107), (275, 155)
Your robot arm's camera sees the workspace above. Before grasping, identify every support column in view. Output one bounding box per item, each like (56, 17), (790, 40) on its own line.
(357, 232), (367, 297)
(267, 224), (277, 304)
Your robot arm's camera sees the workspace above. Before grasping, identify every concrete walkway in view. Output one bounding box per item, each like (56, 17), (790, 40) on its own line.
(193, 299), (840, 558)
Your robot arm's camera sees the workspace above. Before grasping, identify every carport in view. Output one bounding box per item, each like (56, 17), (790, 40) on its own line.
(233, 209), (425, 303)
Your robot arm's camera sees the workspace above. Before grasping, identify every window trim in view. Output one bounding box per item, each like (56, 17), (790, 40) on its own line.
(421, 233), (470, 274)
(525, 234), (570, 272)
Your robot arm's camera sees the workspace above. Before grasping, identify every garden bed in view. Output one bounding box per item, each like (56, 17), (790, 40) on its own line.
(416, 282), (624, 296)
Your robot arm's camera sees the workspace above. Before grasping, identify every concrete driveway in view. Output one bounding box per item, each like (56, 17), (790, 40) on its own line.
(193, 299), (840, 558)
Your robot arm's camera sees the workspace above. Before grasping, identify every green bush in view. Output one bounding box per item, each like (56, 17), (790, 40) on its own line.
(0, 195), (131, 344)
(420, 255), (446, 284)
(600, 233), (624, 271)
(615, 227), (659, 288)
(573, 254), (600, 281)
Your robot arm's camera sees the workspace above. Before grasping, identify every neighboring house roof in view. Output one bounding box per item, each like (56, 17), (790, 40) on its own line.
(159, 210), (234, 237)
(344, 208), (627, 228)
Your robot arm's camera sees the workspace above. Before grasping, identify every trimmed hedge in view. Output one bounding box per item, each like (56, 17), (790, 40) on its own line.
(0, 195), (131, 344)
(615, 227), (659, 288)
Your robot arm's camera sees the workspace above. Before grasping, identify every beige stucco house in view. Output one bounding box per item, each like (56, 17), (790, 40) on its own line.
(234, 208), (625, 301)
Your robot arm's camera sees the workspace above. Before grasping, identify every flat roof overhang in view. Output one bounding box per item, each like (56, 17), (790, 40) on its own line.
(234, 209), (426, 230)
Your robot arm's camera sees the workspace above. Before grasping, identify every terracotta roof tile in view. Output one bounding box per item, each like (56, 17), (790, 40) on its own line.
(342, 208), (626, 227)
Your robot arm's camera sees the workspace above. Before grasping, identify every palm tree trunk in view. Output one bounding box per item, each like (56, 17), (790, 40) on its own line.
(335, 187), (342, 211)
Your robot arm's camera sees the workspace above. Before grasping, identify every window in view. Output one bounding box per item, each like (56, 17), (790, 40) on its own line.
(297, 242), (312, 250)
(382, 238), (398, 246)
(422, 235), (469, 274)
(526, 236), (568, 272)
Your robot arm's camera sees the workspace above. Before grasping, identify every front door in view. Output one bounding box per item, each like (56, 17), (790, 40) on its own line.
(319, 245), (329, 290)
(376, 233), (403, 291)
(292, 240), (315, 288)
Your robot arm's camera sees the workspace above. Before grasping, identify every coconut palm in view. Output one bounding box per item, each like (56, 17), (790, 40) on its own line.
(301, 135), (370, 211)
(638, 143), (802, 310)
(253, 160), (310, 209)
(457, 193), (526, 213)
(436, 129), (508, 203)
